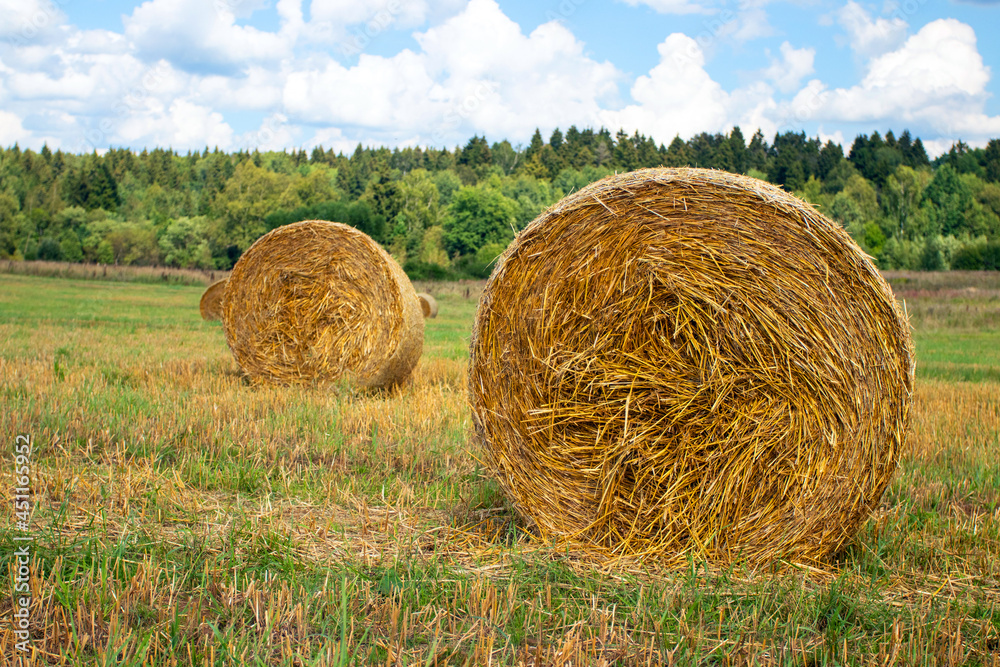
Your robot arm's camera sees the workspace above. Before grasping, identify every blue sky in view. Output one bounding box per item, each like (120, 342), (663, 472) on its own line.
(1, 0), (998, 157)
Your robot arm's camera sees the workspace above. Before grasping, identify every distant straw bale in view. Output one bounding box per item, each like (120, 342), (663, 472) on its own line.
(199, 279), (227, 321)
(417, 293), (438, 319)
(469, 168), (915, 565)
(223, 220), (423, 389)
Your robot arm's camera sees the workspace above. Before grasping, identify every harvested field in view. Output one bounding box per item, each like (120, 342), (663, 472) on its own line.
(0, 271), (999, 664)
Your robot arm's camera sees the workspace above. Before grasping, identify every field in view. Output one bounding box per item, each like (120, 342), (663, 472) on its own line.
(1, 269), (1000, 665)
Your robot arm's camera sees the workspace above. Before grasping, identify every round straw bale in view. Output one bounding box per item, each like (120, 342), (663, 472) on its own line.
(199, 278), (228, 320)
(469, 168), (914, 565)
(416, 292), (438, 318)
(222, 220), (423, 389)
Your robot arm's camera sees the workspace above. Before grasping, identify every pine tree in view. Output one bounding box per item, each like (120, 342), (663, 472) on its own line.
(728, 126), (746, 173)
(525, 129), (545, 163)
(984, 139), (1000, 183)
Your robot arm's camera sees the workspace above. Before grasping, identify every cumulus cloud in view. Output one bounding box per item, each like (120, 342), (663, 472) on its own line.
(304, 0), (466, 53)
(124, 0), (296, 73)
(0, 110), (29, 146)
(816, 21), (992, 122)
(785, 19), (1000, 153)
(0, 0), (66, 41)
(195, 66), (284, 111)
(835, 0), (908, 58)
(109, 98), (235, 149)
(714, 5), (775, 45)
(1, 0), (998, 158)
(762, 42), (815, 93)
(285, 0), (620, 146)
(310, 0), (431, 29)
(598, 34), (730, 140)
(237, 113), (300, 151)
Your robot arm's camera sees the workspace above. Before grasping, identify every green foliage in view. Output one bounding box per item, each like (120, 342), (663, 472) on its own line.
(402, 259), (455, 281)
(443, 185), (519, 257)
(158, 217), (212, 268)
(59, 231), (84, 262)
(923, 164), (975, 236)
(452, 241), (508, 279)
(0, 129), (998, 274)
(822, 159), (857, 194)
(951, 242), (985, 270)
(264, 200), (385, 243)
(37, 236), (62, 260)
(919, 236), (944, 271)
(213, 159), (286, 254)
(418, 225), (449, 267)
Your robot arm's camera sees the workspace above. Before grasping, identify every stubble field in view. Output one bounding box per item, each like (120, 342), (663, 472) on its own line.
(1, 269), (1000, 665)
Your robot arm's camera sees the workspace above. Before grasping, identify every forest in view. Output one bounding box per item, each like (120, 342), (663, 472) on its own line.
(2, 126), (1000, 278)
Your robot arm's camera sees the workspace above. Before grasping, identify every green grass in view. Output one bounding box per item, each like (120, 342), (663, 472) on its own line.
(915, 332), (1000, 383)
(1, 271), (1000, 665)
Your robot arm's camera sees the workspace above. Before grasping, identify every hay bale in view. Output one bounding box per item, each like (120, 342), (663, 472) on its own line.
(469, 168), (914, 565)
(199, 278), (227, 320)
(416, 292), (438, 319)
(222, 220), (423, 389)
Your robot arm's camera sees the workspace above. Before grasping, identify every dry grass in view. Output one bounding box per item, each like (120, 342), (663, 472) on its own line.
(0, 271), (999, 665)
(1, 259), (228, 286)
(222, 221), (423, 390)
(471, 168), (914, 566)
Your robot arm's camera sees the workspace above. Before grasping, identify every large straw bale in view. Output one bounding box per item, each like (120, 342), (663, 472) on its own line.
(469, 168), (914, 565)
(223, 220), (423, 389)
(199, 278), (227, 320)
(417, 292), (438, 318)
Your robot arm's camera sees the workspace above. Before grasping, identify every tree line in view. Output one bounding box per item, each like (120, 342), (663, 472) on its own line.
(2, 126), (999, 278)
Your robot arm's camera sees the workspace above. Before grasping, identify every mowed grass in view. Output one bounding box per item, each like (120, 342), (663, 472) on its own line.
(1, 270), (1000, 666)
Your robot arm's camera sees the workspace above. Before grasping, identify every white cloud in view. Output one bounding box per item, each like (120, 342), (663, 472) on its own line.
(835, 0), (908, 58)
(113, 99), (235, 149)
(819, 21), (992, 120)
(0, 0), (65, 40)
(304, 0), (466, 51)
(414, 0), (620, 138)
(762, 42), (815, 93)
(123, 0), (295, 72)
(616, 0), (712, 15)
(236, 113), (298, 151)
(284, 50), (439, 128)
(786, 19), (1000, 154)
(195, 67), (284, 111)
(598, 34), (730, 141)
(310, 0), (431, 28)
(1, 0), (997, 160)
(284, 0), (620, 146)
(217, 0), (271, 20)
(715, 5), (775, 45)
(0, 110), (29, 145)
